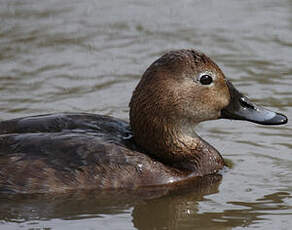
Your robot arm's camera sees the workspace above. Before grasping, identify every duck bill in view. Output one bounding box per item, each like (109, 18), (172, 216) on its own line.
(220, 80), (288, 125)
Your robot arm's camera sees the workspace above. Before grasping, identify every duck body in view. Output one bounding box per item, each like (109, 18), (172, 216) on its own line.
(0, 50), (287, 194)
(0, 113), (188, 193)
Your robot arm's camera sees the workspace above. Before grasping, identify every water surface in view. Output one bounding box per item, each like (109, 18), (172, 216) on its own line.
(0, 0), (291, 229)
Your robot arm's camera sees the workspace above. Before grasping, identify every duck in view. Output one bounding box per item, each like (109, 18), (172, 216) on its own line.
(0, 49), (287, 194)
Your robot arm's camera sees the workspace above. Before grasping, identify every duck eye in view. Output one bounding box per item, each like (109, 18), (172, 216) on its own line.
(199, 74), (213, 85)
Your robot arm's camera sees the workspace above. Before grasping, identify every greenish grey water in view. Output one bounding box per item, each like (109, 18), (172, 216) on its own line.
(0, 0), (291, 229)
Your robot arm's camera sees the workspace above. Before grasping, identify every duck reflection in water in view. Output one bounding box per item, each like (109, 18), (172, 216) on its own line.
(0, 175), (289, 230)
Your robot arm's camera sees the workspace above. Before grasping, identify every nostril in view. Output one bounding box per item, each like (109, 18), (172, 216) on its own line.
(239, 97), (255, 110)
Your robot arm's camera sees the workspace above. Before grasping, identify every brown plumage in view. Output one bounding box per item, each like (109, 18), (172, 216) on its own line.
(0, 49), (287, 194)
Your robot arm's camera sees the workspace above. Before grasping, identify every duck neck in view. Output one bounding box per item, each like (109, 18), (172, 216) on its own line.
(132, 119), (224, 176)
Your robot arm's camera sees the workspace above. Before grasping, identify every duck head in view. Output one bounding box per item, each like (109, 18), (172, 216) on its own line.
(129, 49), (287, 170)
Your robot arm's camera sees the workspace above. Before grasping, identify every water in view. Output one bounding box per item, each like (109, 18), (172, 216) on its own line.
(0, 0), (291, 229)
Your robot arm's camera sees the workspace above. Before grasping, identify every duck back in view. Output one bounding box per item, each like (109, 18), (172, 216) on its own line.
(0, 113), (182, 194)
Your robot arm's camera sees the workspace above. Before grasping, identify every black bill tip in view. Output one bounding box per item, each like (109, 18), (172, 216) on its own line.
(261, 112), (288, 125)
